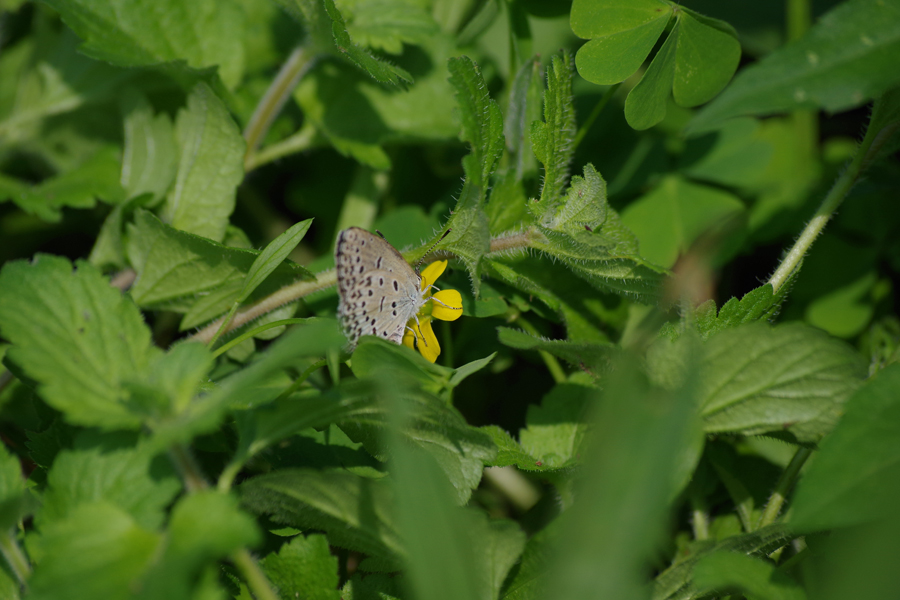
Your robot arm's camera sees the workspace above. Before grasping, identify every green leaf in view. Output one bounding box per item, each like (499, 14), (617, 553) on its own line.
(342, 573), (402, 600)
(692, 552), (806, 600)
(0, 255), (158, 429)
(341, 0), (440, 55)
(623, 25), (677, 130)
(260, 534), (340, 600)
(39, 431), (181, 531)
(672, 10), (741, 107)
(571, 0), (672, 85)
(126, 211), (311, 327)
(0, 443), (26, 530)
(41, 0), (246, 88)
(689, 283), (790, 339)
(504, 58), (542, 179)
(323, 0), (412, 86)
(690, 0), (900, 133)
(534, 163), (607, 235)
(167, 491), (260, 563)
(697, 323), (867, 443)
(239, 219), (313, 303)
(792, 364), (900, 531)
(160, 83), (245, 242)
(620, 175), (745, 268)
(472, 515), (527, 600)
(240, 469), (403, 563)
(1, 147), (125, 222)
(29, 502), (161, 600)
(499, 523), (555, 600)
(652, 524), (795, 600)
(679, 118), (774, 188)
(119, 93), (177, 203)
(547, 355), (698, 599)
(89, 194), (154, 270)
(498, 327), (612, 373)
(531, 51), (576, 209)
(518, 384), (594, 469)
(151, 320), (345, 448)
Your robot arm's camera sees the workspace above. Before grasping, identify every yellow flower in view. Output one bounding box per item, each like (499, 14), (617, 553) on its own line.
(402, 260), (463, 362)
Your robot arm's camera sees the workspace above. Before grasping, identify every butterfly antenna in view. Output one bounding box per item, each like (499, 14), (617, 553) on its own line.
(375, 230), (386, 240)
(415, 229), (452, 271)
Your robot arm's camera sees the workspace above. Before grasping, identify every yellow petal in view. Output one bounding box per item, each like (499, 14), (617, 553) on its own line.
(431, 289), (463, 321)
(419, 260), (448, 291)
(402, 326), (416, 350)
(415, 319), (441, 363)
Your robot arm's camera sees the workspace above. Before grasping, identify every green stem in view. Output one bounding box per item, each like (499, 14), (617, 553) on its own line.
(231, 548), (280, 600)
(757, 447), (812, 529)
(168, 443), (209, 492)
(243, 46), (317, 171)
(245, 123), (319, 172)
(572, 83), (620, 151)
(513, 313), (567, 383)
(767, 113), (882, 292)
(690, 497), (710, 541)
(211, 318), (316, 358)
(786, 0), (818, 170)
(0, 528), (30, 588)
(208, 303), (240, 349)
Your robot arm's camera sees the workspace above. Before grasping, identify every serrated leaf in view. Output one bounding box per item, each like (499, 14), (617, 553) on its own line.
(480, 426), (560, 473)
(126, 211), (312, 327)
(620, 175), (745, 268)
(498, 327), (612, 373)
(39, 431), (181, 531)
(324, 0), (412, 86)
(692, 552), (806, 600)
(119, 93), (177, 203)
(652, 524), (796, 600)
(160, 83), (245, 242)
(534, 163), (607, 234)
(531, 51), (576, 209)
(447, 56), (504, 189)
(0, 255), (158, 429)
(29, 502), (161, 600)
(694, 283), (789, 339)
(689, 0), (900, 133)
(342, 0), (439, 55)
(41, 0), (246, 88)
(698, 323), (867, 442)
(260, 534), (340, 600)
(239, 219), (313, 303)
(240, 469), (403, 562)
(791, 364), (900, 532)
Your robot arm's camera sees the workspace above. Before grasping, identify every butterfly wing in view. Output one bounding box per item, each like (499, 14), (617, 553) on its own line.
(335, 228), (424, 347)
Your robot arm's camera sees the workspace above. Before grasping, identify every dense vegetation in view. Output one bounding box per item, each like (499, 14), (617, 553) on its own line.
(0, 0), (899, 598)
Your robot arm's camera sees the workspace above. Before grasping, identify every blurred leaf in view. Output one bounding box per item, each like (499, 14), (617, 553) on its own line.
(499, 521), (555, 599)
(792, 364), (900, 531)
(518, 384), (594, 470)
(160, 83), (245, 242)
(260, 534), (340, 600)
(531, 51), (576, 209)
(239, 219), (313, 303)
(697, 323), (867, 442)
(620, 175), (745, 268)
(240, 469), (403, 563)
(679, 118), (774, 188)
(126, 211), (311, 326)
(498, 327), (612, 373)
(0, 443), (26, 530)
(342, 572), (402, 599)
(0, 255), (158, 429)
(690, 0), (900, 132)
(547, 354), (698, 600)
(652, 524), (795, 600)
(29, 502), (161, 600)
(151, 320), (345, 448)
(692, 551), (806, 600)
(324, 0), (412, 85)
(0, 147), (125, 222)
(504, 58), (541, 179)
(41, 0), (246, 88)
(39, 431), (181, 531)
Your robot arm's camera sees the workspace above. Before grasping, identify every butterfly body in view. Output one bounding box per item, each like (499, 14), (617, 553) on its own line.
(335, 227), (426, 347)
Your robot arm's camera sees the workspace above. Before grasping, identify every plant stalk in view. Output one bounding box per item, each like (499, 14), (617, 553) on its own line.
(0, 529), (31, 588)
(231, 548), (280, 600)
(757, 447), (812, 529)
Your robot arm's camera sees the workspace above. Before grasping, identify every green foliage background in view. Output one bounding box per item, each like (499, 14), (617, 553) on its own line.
(1, 0), (900, 598)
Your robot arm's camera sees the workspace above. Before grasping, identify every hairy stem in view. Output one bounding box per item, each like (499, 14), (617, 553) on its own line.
(767, 110), (882, 292)
(231, 548), (280, 600)
(243, 45), (316, 172)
